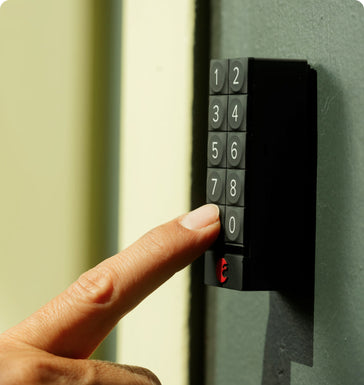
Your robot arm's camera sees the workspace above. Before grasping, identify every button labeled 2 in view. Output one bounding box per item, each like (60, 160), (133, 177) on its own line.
(229, 58), (248, 94)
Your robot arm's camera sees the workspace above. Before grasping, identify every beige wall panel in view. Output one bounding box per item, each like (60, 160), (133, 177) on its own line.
(118, 1), (195, 384)
(0, 1), (93, 331)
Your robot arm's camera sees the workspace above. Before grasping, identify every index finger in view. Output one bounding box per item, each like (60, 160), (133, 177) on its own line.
(4, 204), (220, 358)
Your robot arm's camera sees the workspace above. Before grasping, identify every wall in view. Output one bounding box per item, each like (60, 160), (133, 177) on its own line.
(117, 1), (195, 384)
(0, 2), (195, 382)
(0, 0), (94, 332)
(206, 1), (364, 384)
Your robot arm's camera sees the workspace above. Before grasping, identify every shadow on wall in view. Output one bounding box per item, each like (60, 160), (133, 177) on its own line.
(261, 63), (349, 385)
(313, 63), (363, 383)
(262, 291), (314, 385)
(88, 0), (122, 362)
(261, 64), (318, 385)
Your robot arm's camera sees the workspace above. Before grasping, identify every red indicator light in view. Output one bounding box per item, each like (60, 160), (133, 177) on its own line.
(216, 257), (228, 284)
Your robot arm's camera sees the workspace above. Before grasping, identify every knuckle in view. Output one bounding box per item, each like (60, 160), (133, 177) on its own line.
(0, 355), (55, 385)
(124, 365), (162, 385)
(87, 361), (161, 385)
(76, 360), (98, 385)
(70, 266), (115, 306)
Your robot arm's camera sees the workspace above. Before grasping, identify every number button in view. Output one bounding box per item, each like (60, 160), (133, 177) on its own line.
(227, 133), (246, 169)
(209, 96), (227, 131)
(206, 169), (226, 205)
(207, 132), (226, 168)
(226, 170), (245, 206)
(229, 58), (248, 94)
(210, 60), (228, 94)
(225, 207), (245, 244)
(228, 95), (247, 131)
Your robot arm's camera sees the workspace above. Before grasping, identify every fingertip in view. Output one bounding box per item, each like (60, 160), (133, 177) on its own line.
(179, 204), (220, 230)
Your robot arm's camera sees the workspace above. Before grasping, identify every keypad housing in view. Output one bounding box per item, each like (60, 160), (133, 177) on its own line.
(205, 57), (317, 292)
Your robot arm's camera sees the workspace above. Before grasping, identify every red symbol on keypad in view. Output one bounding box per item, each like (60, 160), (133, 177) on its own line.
(216, 257), (228, 283)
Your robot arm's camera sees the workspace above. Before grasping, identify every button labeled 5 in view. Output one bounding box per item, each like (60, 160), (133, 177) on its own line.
(208, 132), (227, 168)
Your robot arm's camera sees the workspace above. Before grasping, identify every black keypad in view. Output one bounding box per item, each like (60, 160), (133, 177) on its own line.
(206, 58), (247, 248)
(205, 57), (317, 292)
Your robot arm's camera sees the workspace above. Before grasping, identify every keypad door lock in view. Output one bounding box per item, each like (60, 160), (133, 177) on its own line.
(204, 57), (317, 291)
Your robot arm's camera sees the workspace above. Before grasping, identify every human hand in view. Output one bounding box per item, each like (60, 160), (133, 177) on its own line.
(0, 204), (220, 385)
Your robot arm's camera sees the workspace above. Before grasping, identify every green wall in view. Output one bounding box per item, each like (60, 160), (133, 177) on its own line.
(206, 1), (364, 384)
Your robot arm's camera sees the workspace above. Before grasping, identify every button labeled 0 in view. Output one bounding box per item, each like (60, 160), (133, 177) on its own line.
(225, 207), (245, 244)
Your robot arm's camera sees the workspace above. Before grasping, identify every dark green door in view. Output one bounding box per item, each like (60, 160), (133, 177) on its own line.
(204, 1), (364, 384)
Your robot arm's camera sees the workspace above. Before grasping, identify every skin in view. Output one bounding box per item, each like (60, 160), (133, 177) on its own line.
(0, 204), (220, 385)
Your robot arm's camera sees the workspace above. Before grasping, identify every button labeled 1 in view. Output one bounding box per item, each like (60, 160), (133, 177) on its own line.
(210, 60), (228, 94)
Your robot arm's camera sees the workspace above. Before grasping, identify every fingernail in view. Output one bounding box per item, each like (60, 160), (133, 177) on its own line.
(180, 204), (220, 230)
